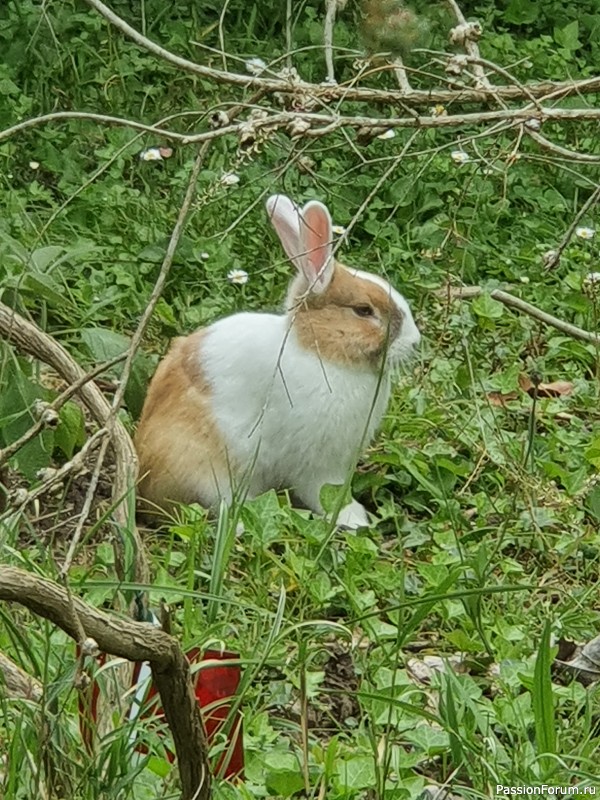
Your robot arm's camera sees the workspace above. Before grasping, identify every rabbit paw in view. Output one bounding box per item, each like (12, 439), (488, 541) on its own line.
(335, 499), (370, 530)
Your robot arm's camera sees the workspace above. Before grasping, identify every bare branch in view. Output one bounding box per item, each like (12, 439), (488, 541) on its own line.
(110, 144), (209, 419)
(0, 303), (149, 585)
(446, 0), (490, 88)
(437, 286), (600, 345)
(0, 565), (211, 800)
(544, 182), (600, 270)
(0, 650), (43, 702)
(0, 111), (192, 146)
(82, 0), (600, 106)
(0, 354), (126, 468)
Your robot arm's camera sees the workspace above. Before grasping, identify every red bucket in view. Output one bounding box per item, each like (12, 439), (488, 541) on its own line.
(78, 647), (244, 780)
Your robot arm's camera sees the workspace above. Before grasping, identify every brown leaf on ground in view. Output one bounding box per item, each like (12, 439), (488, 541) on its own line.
(487, 375), (574, 406)
(555, 634), (600, 686)
(518, 374), (574, 397)
(487, 391), (519, 407)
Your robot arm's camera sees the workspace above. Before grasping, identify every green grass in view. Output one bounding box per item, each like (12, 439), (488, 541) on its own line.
(2, 0), (600, 798)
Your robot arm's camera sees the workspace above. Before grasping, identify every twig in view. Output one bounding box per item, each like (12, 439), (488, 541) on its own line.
(393, 56), (413, 94)
(437, 285), (600, 344)
(110, 144), (209, 415)
(544, 182), (600, 270)
(0, 303), (149, 585)
(6, 106), (600, 155)
(0, 354), (126, 468)
(1, 429), (108, 519)
(0, 565), (211, 800)
(285, 0), (293, 68)
(323, 0), (346, 85)
(0, 650), (43, 701)
(59, 437), (110, 578)
(0, 111), (191, 146)
(525, 129), (600, 163)
(446, 0), (490, 89)
(81, 0), (600, 107)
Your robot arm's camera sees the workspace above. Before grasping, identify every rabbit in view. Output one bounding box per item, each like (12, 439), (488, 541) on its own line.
(134, 194), (420, 529)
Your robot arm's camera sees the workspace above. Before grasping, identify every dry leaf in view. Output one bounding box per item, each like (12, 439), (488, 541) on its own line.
(518, 374), (574, 398)
(487, 391), (519, 407)
(406, 654), (466, 685)
(555, 633), (600, 685)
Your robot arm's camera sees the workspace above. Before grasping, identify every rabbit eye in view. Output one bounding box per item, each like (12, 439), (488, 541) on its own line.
(353, 304), (374, 318)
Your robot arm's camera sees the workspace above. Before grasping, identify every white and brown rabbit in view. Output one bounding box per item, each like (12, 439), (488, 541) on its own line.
(135, 194), (420, 528)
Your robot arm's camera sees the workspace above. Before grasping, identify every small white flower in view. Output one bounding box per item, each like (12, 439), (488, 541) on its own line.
(576, 226), (595, 240)
(584, 272), (600, 285)
(139, 147), (163, 161)
(451, 150), (471, 165)
(430, 104), (447, 117)
(332, 225), (347, 236)
(377, 129), (396, 140)
(228, 269), (249, 285)
(220, 172), (240, 187)
(245, 57), (267, 75)
(524, 118), (541, 131)
(29, 161), (40, 170)
(200, 252), (210, 261)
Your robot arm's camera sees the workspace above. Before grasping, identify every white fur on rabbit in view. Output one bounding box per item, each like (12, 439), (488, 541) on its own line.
(135, 194), (420, 528)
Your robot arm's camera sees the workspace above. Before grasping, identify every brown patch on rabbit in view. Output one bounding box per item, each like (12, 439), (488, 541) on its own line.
(291, 263), (403, 369)
(135, 331), (233, 511)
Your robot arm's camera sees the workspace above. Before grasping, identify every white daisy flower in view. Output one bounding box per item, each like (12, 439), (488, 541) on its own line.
(430, 104), (447, 117)
(245, 58), (267, 75)
(220, 172), (240, 187)
(228, 269), (249, 285)
(139, 147), (163, 161)
(451, 150), (471, 165)
(576, 226), (595, 240)
(524, 118), (541, 131)
(29, 161), (40, 170)
(377, 129), (396, 140)
(332, 225), (347, 236)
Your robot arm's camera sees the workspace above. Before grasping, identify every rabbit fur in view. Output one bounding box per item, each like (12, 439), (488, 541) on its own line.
(135, 194), (420, 528)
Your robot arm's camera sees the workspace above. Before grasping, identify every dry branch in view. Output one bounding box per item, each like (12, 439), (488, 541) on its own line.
(83, 0), (600, 107)
(0, 303), (148, 585)
(0, 650), (43, 702)
(437, 285), (600, 345)
(0, 565), (211, 800)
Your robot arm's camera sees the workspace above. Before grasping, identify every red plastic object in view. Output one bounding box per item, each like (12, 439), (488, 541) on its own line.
(78, 647), (244, 780)
(196, 650), (244, 780)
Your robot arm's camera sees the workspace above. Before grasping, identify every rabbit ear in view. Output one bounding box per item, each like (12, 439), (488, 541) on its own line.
(266, 195), (304, 270)
(298, 201), (334, 293)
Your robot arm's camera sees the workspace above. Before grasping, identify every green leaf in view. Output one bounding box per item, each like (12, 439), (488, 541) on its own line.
(81, 327), (130, 363)
(80, 327), (155, 417)
(554, 20), (580, 52)
(335, 755), (376, 790)
(265, 769), (305, 795)
(504, 0), (540, 25)
(54, 401), (85, 459)
(472, 293), (504, 320)
(584, 437), (600, 468)
(22, 273), (66, 308)
(29, 246), (65, 272)
(320, 482), (351, 514)
(532, 620), (556, 772)
(586, 486), (600, 523)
